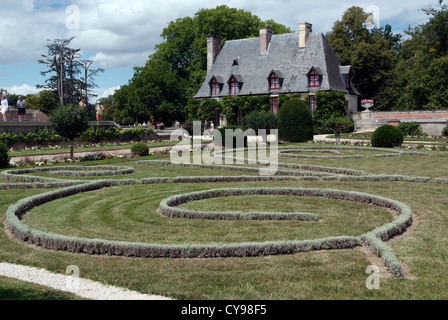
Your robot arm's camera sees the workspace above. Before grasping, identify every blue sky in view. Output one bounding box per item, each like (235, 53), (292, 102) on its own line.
(0, 0), (439, 98)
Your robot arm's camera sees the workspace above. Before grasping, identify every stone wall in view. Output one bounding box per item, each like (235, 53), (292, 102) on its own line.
(352, 110), (448, 136)
(3, 108), (50, 122)
(0, 121), (121, 134)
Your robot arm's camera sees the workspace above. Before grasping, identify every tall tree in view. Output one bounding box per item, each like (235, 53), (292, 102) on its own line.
(38, 38), (104, 107)
(113, 5), (292, 125)
(394, 0), (448, 109)
(327, 6), (401, 110)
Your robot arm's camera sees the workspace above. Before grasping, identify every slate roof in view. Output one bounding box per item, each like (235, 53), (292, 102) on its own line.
(194, 31), (359, 98)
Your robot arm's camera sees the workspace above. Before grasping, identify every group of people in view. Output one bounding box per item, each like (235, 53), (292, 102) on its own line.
(79, 98), (105, 121)
(204, 120), (215, 135)
(133, 121), (165, 129)
(1, 95), (27, 122)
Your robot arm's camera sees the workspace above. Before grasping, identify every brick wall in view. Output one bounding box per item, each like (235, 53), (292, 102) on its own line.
(352, 110), (448, 136)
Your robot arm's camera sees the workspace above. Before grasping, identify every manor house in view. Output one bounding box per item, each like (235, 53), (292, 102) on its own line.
(194, 22), (359, 126)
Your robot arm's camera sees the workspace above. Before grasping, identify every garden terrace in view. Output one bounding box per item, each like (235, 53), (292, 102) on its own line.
(1, 144), (448, 299)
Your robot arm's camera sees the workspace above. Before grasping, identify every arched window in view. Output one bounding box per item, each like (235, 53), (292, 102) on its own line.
(210, 78), (220, 96)
(270, 73), (280, 91)
(309, 70), (320, 88)
(229, 77), (239, 95)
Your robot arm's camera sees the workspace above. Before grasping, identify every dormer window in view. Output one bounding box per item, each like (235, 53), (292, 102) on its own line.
(267, 70), (283, 92)
(228, 75), (243, 95)
(270, 73), (280, 91)
(229, 77), (239, 95)
(210, 78), (220, 96)
(345, 74), (351, 91)
(309, 70), (320, 88)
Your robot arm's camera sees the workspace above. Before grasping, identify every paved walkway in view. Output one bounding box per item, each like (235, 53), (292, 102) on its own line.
(0, 262), (171, 300)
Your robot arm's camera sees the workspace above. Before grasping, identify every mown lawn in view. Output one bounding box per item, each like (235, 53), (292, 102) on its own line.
(1, 144), (448, 300)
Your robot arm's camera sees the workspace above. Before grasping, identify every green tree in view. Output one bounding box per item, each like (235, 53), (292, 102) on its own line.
(327, 7), (401, 110)
(313, 91), (347, 133)
(393, 1), (448, 110)
(114, 5), (292, 125)
(278, 99), (313, 142)
(0, 142), (9, 168)
(25, 90), (60, 115)
(51, 104), (89, 158)
(324, 116), (355, 144)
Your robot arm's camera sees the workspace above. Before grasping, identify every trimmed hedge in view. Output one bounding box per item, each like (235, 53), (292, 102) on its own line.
(0, 141), (9, 168)
(4, 183), (412, 277)
(371, 125), (404, 148)
(278, 98), (313, 142)
(131, 142), (149, 156)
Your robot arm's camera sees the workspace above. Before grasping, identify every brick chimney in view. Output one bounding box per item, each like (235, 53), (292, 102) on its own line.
(207, 36), (221, 73)
(259, 27), (274, 56)
(299, 22), (312, 48)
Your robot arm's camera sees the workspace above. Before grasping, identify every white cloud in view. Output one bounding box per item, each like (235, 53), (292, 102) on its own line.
(6, 84), (42, 95)
(0, 0), (440, 93)
(98, 85), (121, 98)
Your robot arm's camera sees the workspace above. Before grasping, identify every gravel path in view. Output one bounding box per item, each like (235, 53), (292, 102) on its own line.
(0, 262), (172, 300)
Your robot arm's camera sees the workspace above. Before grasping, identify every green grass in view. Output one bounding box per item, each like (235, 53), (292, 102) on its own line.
(0, 277), (85, 300)
(23, 186), (393, 244)
(8, 141), (179, 157)
(326, 132), (447, 143)
(1, 144), (448, 299)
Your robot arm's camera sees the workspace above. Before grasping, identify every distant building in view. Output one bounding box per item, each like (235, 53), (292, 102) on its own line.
(194, 22), (359, 126)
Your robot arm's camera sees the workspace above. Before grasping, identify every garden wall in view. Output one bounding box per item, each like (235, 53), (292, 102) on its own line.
(0, 120), (121, 134)
(352, 110), (448, 135)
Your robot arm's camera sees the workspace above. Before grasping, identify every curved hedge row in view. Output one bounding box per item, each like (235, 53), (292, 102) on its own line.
(4, 182), (413, 277)
(159, 188), (321, 221)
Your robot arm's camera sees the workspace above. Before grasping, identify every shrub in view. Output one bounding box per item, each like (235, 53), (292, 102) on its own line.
(131, 142), (149, 156)
(324, 116), (355, 144)
(442, 126), (448, 137)
(398, 122), (423, 136)
(313, 91), (348, 134)
(243, 111), (278, 134)
(0, 142), (9, 168)
(120, 127), (155, 141)
(51, 104), (90, 158)
(278, 98), (313, 142)
(371, 125), (404, 148)
(214, 125), (248, 148)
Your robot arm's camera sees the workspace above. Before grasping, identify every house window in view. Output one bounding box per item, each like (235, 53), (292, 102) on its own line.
(271, 96), (279, 114)
(270, 73), (280, 91)
(309, 95), (317, 113)
(230, 77), (239, 95)
(345, 75), (351, 91)
(309, 70), (320, 88)
(210, 78), (220, 96)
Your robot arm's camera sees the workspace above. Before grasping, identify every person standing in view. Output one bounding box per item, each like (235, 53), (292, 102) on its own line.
(79, 98), (86, 108)
(16, 96), (27, 121)
(1, 95), (8, 121)
(95, 101), (104, 121)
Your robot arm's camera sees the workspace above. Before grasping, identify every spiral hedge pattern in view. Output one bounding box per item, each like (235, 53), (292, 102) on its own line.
(1, 146), (441, 278)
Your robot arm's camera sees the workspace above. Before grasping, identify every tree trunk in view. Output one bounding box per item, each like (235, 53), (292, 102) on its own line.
(70, 140), (75, 159)
(335, 132), (341, 145)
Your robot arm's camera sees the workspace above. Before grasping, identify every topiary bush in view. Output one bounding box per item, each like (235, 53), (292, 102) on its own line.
(398, 122), (424, 136)
(214, 125), (248, 148)
(442, 126), (448, 137)
(0, 141), (9, 168)
(371, 125), (404, 148)
(278, 98), (313, 142)
(131, 142), (149, 156)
